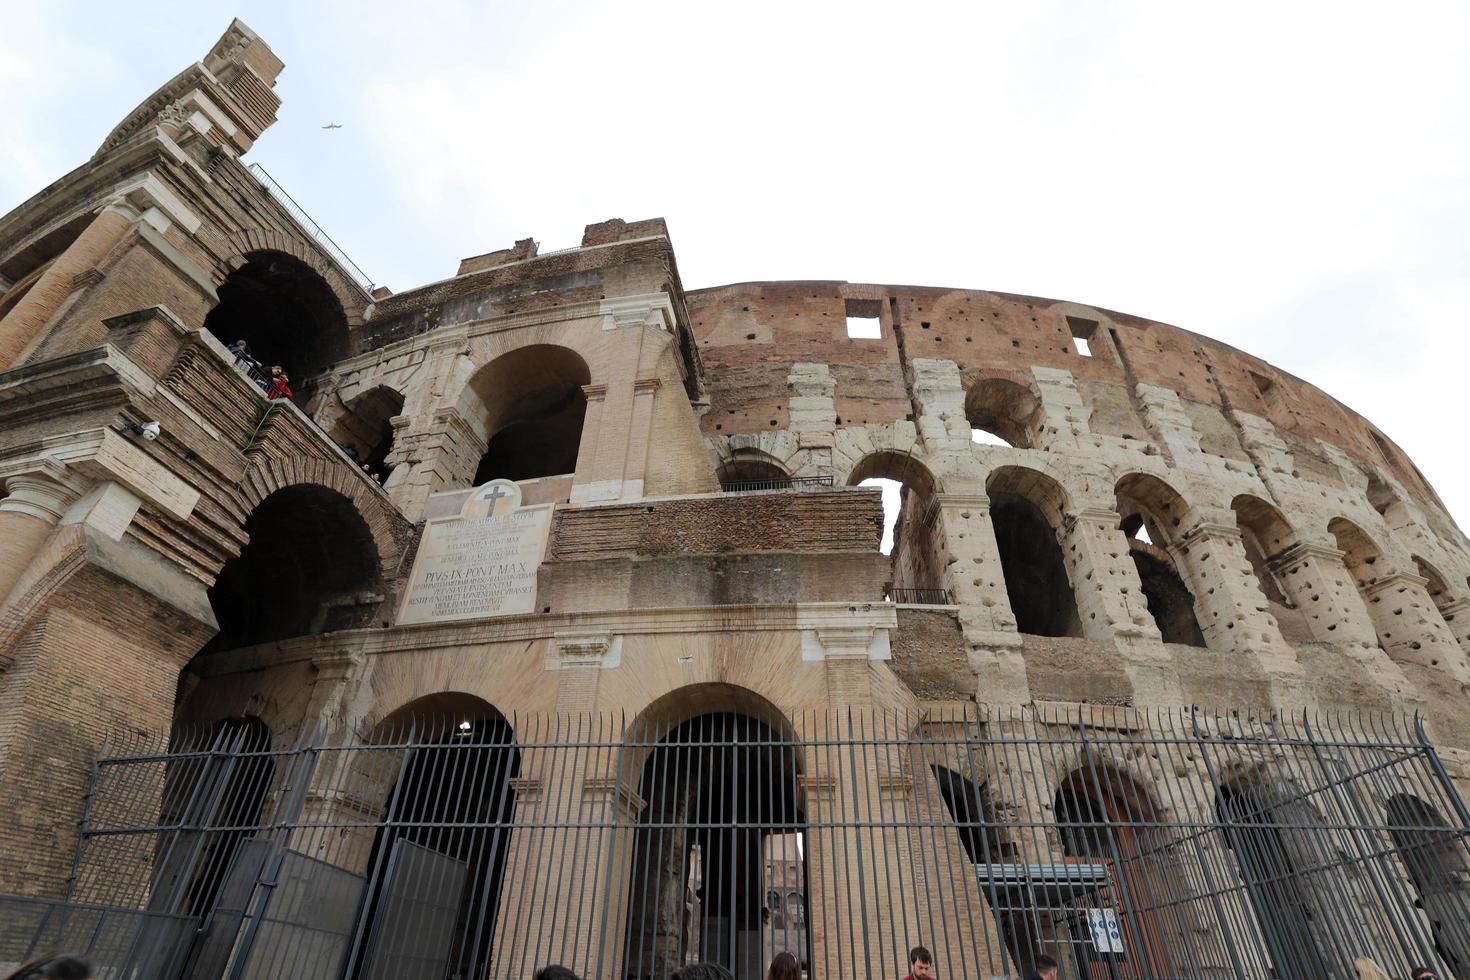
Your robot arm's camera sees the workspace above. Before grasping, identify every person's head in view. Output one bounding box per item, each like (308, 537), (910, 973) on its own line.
(235, 340), (248, 350)
(531, 967), (581, 980)
(672, 965), (735, 980)
(3, 957), (92, 980)
(1034, 953), (1059, 980)
(1411, 969), (1440, 980)
(909, 946), (934, 978)
(766, 951), (801, 980)
(270, 365), (284, 376)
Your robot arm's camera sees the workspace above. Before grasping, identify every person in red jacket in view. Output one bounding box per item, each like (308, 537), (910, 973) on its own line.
(266, 364), (293, 400)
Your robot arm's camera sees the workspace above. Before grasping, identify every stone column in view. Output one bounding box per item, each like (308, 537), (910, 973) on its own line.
(1439, 597), (1470, 657)
(937, 493), (1029, 704)
(1170, 518), (1298, 674)
(787, 363), (837, 477)
(569, 384), (608, 504)
(1059, 508), (1161, 646)
(0, 467), (87, 609)
(386, 406), (486, 519)
(620, 378), (661, 500)
(0, 205), (136, 369)
(1268, 543), (1414, 690)
(1361, 572), (1470, 683)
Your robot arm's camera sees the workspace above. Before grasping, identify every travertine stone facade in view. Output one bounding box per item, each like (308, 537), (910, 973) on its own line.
(1, 20), (1468, 971)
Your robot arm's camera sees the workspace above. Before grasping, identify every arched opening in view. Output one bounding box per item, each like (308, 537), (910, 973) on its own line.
(718, 451), (792, 490)
(966, 377), (1040, 449)
(352, 694), (519, 979)
(204, 250), (349, 399)
(1384, 794), (1470, 977)
(1115, 474), (1206, 647)
(986, 466), (1080, 637)
(622, 688), (807, 980)
(1329, 517), (1386, 592)
(1231, 494), (1313, 643)
(204, 485), (381, 652)
(1414, 556), (1464, 648)
(330, 385), (404, 484)
(849, 452), (944, 598)
(1367, 472), (1405, 520)
(460, 345), (591, 486)
(1216, 776), (1339, 979)
(151, 719), (274, 930)
(1053, 767), (1178, 979)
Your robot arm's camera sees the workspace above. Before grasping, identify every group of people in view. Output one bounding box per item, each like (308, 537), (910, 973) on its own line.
(226, 339), (293, 400)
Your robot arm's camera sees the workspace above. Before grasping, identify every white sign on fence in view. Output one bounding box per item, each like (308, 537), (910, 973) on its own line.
(1087, 908), (1124, 953)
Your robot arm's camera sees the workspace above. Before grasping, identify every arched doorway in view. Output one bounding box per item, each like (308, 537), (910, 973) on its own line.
(1384, 794), (1470, 978)
(1216, 776), (1337, 980)
(1053, 767), (1178, 979)
(986, 466), (1081, 637)
(203, 484), (382, 652)
(621, 688), (808, 980)
(349, 693), (520, 980)
(204, 250), (349, 399)
(1115, 474), (1206, 647)
(1413, 556), (1466, 655)
(460, 344), (591, 486)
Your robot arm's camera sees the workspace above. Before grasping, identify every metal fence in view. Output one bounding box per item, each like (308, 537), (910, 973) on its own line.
(32, 707), (1470, 980)
(246, 162), (375, 294)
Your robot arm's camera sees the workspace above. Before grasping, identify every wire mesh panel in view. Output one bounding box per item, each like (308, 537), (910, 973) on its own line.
(47, 706), (1470, 980)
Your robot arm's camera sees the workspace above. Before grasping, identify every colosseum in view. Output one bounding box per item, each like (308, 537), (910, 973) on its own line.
(0, 20), (1467, 980)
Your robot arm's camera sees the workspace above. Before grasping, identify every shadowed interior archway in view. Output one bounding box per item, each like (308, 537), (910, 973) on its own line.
(203, 484), (382, 652)
(965, 377), (1041, 448)
(460, 344), (592, 486)
(204, 250), (349, 396)
(621, 685), (808, 980)
(986, 466), (1080, 637)
(1115, 474), (1206, 647)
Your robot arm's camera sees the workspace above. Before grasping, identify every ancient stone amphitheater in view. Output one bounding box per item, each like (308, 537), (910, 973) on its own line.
(0, 19), (1466, 980)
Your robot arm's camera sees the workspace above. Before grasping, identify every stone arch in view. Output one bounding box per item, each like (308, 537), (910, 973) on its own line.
(327, 384), (405, 483)
(233, 457), (406, 582)
(1383, 794), (1470, 976)
(204, 248), (352, 395)
(1053, 762), (1179, 977)
(1367, 471), (1406, 520)
(848, 450), (944, 589)
(717, 448), (793, 488)
(986, 466), (1080, 637)
(1115, 473), (1206, 647)
(351, 691), (519, 978)
(456, 344), (592, 487)
(965, 375), (1041, 448)
(204, 481), (385, 652)
(619, 682), (807, 980)
(1216, 770), (1340, 979)
(1232, 494), (1312, 642)
(220, 229), (368, 327)
(1328, 517), (1389, 592)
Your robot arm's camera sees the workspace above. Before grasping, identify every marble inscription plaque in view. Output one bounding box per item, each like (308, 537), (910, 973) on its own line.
(397, 481), (553, 624)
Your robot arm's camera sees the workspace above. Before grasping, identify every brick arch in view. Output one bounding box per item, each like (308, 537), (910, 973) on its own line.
(219, 229), (368, 327)
(232, 456), (408, 581)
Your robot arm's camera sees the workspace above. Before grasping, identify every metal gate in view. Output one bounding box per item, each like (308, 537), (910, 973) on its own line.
(28, 707), (1470, 979)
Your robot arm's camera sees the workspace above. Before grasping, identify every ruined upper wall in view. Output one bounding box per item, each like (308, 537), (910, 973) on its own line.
(688, 281), (1458, 532)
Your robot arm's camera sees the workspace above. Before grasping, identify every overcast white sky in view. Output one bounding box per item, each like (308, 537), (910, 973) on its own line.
(3, 1), (1467, 527)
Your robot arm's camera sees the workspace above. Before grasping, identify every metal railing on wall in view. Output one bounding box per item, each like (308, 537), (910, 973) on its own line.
(885, 587), (954, 605)
(246, 162), (375, 294)
(31, 707), (1470, 980)
(719, 476), (835, 493)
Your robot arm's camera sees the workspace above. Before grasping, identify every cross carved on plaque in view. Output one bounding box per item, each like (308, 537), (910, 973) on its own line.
(480, 484), (512, 506)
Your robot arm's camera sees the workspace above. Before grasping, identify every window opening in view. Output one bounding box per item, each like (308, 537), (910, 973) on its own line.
(844, 298), (883, 339)
(1067, 317), (1099, 357)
